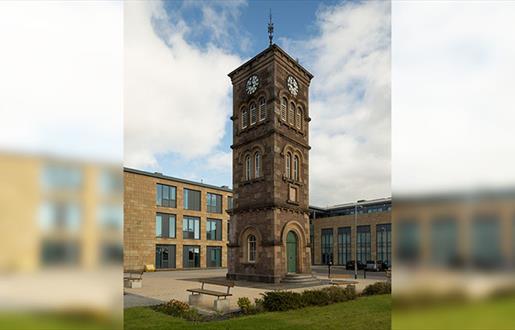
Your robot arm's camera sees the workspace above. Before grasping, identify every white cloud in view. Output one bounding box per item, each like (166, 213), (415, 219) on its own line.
(0, 1), (123, 162)
(124, 1), (241, 168)
(392, 2), (515, 194)
(206, 151), (232, 171)
(287, 2), (391, 205)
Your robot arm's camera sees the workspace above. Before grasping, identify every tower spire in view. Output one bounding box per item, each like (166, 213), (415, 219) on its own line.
(268, 9), (274, 46)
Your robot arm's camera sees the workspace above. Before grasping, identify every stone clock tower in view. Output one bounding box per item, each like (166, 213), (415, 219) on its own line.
(226, 41), (314, 283)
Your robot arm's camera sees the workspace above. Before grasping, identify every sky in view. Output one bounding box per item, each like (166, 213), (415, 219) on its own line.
(124, 0), (391, 206)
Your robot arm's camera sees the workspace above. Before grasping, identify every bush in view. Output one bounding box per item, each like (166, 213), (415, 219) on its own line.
(237, 297), (253, 314)
(302, 289), (331, 306)
(155, 299), (203, 321)
(262, 291), (304, 311)
(254, 298), (265, 313)
(362, 282), (391, 296)
(321, 285), (357, 303)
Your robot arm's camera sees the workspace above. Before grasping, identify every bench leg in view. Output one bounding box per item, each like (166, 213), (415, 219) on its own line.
(188, 294), (202, 306)
(214, 298), (230, 313)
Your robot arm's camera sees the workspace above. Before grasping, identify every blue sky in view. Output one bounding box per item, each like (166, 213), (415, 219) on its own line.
(124, 0), (391, 205)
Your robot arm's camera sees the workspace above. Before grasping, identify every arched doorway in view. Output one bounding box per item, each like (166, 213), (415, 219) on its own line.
(286, 231), (298, 273)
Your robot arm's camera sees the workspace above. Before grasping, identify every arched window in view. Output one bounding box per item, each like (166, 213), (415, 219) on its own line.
(248, 234), (256, 262)
(293, 155), (299, 181)
(250, 103), (257, 125)
(245, 155), (251, 181)
(289, 102), (295, 125)
(296, 107), (302, 129)
(285, 153), (291, 178)
(281, 98), (287, 121)
(241, 108), (248, 129)
(254, 152), (261, 178)
(259, 97), (266, 121)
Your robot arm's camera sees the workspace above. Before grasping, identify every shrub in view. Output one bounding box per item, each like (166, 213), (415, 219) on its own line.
(262, 291), (304, 311)
(181, 308), (202, 322)
(237, 297), (253, 314)
(156, 299), (190, 316)
(301, 289), (331, 306)
(321, 285), (356, 303)
(362, 282), (391, 296)
(254, 298), (265, 313)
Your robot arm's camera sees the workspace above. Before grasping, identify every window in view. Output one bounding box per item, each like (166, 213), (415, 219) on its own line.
(321, 228), (333, 264)
(182, 216), (200, 240)
(296, 108), (302, 129)
(156, 213), (176, 238)
(227, 196), (233, 210)
(250, 103), (257, 125)
(397, 220), (420, 263)
(155, 244), (176, 269)
(472, 214), (501, 268)
(207, 193), (222, 213)
(245, 155), (251, 181)
(241, 108), (248, 129)
(357, 225), (371, 263)
(289, 102), (295, 125)
(293, 155), (299, 181)
(183, 189), (201, 211)
(207, 219), (222, 241)
(259, 97), (266, 121)
(183, 245), (200, 268)
(281, 98), (287, 121)
(254, 152), (261, 178)
(41, 164), (82, 190)
(376, 224), (391, 267)
(285, 153), (291, 178)
(156, 184), (176, 208)
(207, 246), (222, 267)
(248, 234), (256, 262)
(337, 227), (351, 265)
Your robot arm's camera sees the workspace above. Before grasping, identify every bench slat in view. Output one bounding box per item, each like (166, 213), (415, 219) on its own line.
(199, 280), (235, 287)
(187, 288), (232, 297)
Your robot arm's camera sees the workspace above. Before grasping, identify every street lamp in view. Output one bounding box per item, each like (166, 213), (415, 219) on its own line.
(354, 200), (365, 279)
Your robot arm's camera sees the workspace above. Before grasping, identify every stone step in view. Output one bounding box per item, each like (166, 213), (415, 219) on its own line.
(281, 273), (320, 284)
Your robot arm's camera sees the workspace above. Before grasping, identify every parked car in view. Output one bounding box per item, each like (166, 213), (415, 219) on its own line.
(376, 260), (390, 271)
(365, 260), (380, 271)
(345, 260), (365, 270)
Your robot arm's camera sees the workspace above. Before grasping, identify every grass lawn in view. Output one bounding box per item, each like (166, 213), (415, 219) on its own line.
(0, 313), (121, 330)
(393, 295), (515, 330)
(124, 294), (391, 330)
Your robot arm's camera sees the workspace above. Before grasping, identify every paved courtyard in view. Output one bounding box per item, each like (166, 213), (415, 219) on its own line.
(124, 268), (385, 311)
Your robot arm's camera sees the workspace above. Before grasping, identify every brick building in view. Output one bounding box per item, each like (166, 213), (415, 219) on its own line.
(226, 43), (314, 283)
(311, 198), (392, 267)
(124, 168), (232, 270)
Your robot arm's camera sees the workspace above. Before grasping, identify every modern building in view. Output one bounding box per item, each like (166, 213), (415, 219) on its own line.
(226, 41), (314, 283)
(123, 168), (232, 271)
(310, 198), (392, 267)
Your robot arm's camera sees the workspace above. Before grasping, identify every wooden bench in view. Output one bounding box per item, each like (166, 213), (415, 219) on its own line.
(187, 279), (234, 300)
(124, 269), (144, 288)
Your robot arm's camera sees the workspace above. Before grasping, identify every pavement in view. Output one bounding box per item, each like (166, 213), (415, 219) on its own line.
(123, 268), (385, 311)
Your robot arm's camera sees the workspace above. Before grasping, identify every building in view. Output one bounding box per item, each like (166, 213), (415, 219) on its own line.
(310, 198), (392, 267)
(226, 41), (314, 283)
(123, 168), (232, 270)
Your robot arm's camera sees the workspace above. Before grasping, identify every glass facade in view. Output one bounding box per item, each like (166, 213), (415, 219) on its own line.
(182, 216), (200, 240)
(356, 225), (371, 263)
(337, 227), (351, 265)
(397, 219), (420, 263)
(156, 183), (176, 208)
(155, 244), (176, 269)
(183, 188), (201, 211)
(472, 215), (501, 268)
(227, 196), (233, 210)
(207, 246), (222, 267)
(321, 228), (333, 264)
(155, 213), (176, 238)
(206, 218), (222, 241)
(430, 217), (457, 267)
(183, 245), (200, 268)
(207, 193), (222, 213)
(376, 223), (391, 266)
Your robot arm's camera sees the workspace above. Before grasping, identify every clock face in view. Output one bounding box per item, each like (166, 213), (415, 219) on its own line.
(287, 76), (299, 96)
(246, 75), (259, 94)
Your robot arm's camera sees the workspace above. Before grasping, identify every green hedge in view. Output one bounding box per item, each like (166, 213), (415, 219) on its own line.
(362, 282), (391, 296)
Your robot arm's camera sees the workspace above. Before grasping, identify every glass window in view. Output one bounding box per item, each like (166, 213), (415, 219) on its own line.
(281, 98), (287, 121)
(207, 193), (222, 213)
(321, 228), (333, 264)
(357, 225), (371, 263)
(296, 108), (302, 129)
(183, 188), (200, 211)
(241, 108), (248, 129)
(285, 153), (291, 178)
(376, 223), (391, 267)
(41, 164), (82, 190)
(183, 216), (200, 240)
(245, 155), (251, 181)
(472, 214), (502, 268)
(293, 155), (299, 181)
(156, 184), (176, 208)
(259, 97), (266, 121)
(207, 246), (222, 267)
(39, 201), (81, 233)
(250, 103), (257, 125)
(289, 102), (295, 125)
(227, 196), (233, 210)
(337, 227), (351, 265)
(397, 219), (420, 263)
(248, 234), (256, 262)
(183, 245), (200, 268)
(99, 169), (122, 195)
(156, 213), (176, 238)
(430, 217), (457, 267)
(254, 152), (261, 178)
(207, 219), (222, 241)
(155, 244), (176, 269)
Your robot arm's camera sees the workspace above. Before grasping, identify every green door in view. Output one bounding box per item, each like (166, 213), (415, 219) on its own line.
(287, 231), (297, 273)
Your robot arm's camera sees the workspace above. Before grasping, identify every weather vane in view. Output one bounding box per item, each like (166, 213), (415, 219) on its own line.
(268, 9), (274, 46)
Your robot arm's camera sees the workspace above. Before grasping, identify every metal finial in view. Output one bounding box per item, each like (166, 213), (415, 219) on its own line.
(268, 9), (274, 46)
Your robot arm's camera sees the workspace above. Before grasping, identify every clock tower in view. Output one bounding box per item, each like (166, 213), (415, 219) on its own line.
(226, 41), (314, 283)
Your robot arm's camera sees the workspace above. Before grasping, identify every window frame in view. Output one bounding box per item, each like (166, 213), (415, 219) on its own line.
(241, 108), (248, 129)
(206, 218), (222, 241)
(293, 155), (299, 181)
(289, 102), (295, 125)
(155, 212), (176, 238)
(247, 234), (257, 263)
(259, 97), (266, 121)
(245, 155), (251, 181)
(280, 98), (287, 121)
(250, 102), (257, 125)
(254, 152), (261, 178)
(296, 107), (302, 129)
(285, 153), (291, 178)
(183, 188), (201, 211)
(182, 216), (200, 240)
(206, 192), (222, 213)
(156, 183), (177, 208)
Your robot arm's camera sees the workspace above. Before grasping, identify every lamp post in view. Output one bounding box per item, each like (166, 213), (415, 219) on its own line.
(354, 200), (365, 279)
